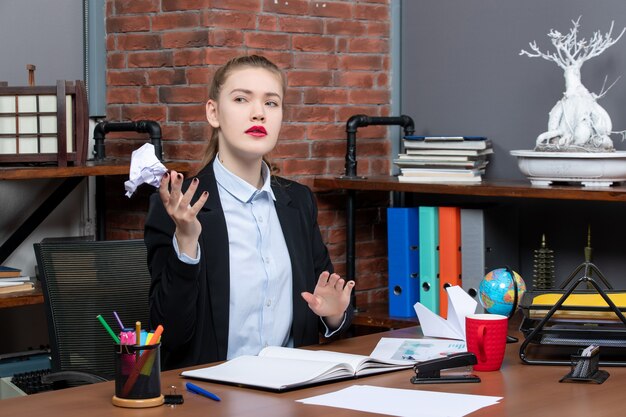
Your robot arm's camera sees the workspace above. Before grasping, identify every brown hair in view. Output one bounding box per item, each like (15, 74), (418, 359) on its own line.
(198, 55), (286, 172)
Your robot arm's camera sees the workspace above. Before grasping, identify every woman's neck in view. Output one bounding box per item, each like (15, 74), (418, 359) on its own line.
(218, 153), (264, 189)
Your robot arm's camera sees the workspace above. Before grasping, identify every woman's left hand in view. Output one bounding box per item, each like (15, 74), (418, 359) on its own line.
(301, 271), (355, 329)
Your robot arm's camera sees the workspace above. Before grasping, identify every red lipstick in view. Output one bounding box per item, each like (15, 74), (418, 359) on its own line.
(245, 125), (267, 137)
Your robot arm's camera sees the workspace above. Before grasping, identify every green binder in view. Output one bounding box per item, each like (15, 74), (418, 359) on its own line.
(419, 206), (439, 313)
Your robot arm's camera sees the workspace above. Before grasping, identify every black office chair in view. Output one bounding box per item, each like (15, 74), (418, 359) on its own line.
(34, 238), (152, 386)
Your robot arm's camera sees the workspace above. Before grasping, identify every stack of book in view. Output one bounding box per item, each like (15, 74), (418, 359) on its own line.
(0, 266), (34, 295)
(395, 136), (493, 183)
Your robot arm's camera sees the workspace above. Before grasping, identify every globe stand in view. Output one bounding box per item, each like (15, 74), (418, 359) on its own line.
(482, 266), (522, 344)
(505, 266), (520, 344)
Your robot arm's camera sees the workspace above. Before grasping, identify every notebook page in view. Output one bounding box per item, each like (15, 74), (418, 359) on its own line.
(182, 355), (351, 390)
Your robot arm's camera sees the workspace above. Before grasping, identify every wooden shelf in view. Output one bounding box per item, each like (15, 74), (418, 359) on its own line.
(316, 175), (626, 328)
(0, 282), (43, 309)
(0, 160), (196, 180)
(0, 160), (197, 310)
(314, 176), (626, 203)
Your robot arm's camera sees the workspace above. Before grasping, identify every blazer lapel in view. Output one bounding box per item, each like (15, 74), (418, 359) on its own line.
(272, 181), (308, 345)
(196, 162), (230, 358)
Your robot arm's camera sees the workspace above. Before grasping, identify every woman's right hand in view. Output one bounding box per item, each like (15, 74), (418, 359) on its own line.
(159, 170), (209, 258)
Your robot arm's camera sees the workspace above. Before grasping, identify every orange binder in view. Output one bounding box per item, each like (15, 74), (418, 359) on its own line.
(438, 207), (462, 318)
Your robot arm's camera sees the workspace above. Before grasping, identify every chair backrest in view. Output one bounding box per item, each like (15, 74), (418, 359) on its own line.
(34, 239), (151, 379)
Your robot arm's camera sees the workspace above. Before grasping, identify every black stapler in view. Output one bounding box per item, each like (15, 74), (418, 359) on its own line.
(411, 352), (481, 384)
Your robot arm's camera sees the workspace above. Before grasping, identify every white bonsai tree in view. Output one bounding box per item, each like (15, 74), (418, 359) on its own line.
(520, 17), (625, 152)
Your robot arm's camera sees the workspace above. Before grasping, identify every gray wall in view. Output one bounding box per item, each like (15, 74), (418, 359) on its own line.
(400, 1), (626, 180)
(0, 0), (86, 356)
(0, 0), (84, 85)
(399, 1), (626, 286)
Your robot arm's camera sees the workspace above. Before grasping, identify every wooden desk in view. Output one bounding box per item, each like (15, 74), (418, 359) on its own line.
(2, 326), (623, 416)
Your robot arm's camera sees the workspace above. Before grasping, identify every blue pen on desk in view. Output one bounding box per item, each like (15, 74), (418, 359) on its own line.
(186, 382), (221, 402)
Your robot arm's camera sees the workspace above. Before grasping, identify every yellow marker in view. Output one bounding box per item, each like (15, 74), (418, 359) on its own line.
(141, 325), (164, 375)
(135, 321), (141, 346)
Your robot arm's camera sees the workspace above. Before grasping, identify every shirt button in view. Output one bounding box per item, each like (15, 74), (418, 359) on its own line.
(265, 257), (270, 264)
(258, 217), (263, 223)
(266, 299), (272, 307)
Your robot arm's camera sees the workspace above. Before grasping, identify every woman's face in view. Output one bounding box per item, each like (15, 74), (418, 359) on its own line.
(206, 66), (284, 164)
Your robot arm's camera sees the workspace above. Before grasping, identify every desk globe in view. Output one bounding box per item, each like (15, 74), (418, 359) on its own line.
(479, 268), (527, 317)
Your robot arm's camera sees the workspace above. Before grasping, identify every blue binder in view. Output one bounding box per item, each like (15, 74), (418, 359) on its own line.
(419, 206), (439, 314)
(387, 208), (420, 317)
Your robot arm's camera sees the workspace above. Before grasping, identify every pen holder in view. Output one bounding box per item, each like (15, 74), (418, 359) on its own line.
(560, 348), (609, 384)
(112, 343), (164, 408)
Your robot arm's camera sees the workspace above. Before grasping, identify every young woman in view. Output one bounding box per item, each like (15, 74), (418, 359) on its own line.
(144, 55), (355, 369)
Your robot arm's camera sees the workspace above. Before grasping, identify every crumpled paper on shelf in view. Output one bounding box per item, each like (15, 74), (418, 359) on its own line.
(124, 143), (167, 197)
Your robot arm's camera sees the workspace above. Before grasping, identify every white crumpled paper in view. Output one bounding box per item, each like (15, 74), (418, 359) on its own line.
(124, 143), (167, 197)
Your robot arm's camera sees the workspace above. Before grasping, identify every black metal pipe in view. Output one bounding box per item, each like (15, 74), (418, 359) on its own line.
(344, 114), (415, 178)
(92, 120), (163, 240)
(342, 115), (415, 310)
(93, 120), (163, 161)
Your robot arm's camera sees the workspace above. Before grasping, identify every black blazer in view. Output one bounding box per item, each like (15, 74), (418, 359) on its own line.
(144, 160), (352, 369)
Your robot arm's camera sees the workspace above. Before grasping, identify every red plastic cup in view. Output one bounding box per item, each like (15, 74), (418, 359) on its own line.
(465, 313), (508, 371)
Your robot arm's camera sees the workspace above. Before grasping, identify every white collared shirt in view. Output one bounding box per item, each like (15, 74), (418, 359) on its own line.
(213, 157), (293, 359)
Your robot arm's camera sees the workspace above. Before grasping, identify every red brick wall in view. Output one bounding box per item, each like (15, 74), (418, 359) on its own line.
(104, 0), (392, 306)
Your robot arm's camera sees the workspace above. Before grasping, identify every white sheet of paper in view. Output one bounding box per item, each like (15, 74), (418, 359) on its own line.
(369, 337), (467, 362)
(0, 281), (24, 287)
(124, 143), (167, 197)
(0, 276), (30, 283)
(413, 286), (477, 340)
(297, 385), (502, 417)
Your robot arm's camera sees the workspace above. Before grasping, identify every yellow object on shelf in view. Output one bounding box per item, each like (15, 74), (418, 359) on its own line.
(530, 292), (626, 321)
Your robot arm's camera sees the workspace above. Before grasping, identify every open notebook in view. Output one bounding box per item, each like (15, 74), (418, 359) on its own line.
(181, 346), (413, 391)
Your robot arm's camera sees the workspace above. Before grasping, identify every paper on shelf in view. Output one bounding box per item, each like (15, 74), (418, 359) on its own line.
(0, 277), (31, 285)
(413, 285), (477, 341)
(0, 281), (24, 287)
(124, 143), (167, 197)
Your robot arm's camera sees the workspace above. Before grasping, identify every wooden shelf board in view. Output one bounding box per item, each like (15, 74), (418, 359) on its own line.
(0, 160), (196, 180)
(0, 282), (43, 309)
(314, 176), (626, 203)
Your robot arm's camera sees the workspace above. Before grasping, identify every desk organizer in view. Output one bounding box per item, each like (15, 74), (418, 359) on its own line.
(560, 349), (609, 383)
(518, 259), (626, 366)
(112, 343), (163, 408)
